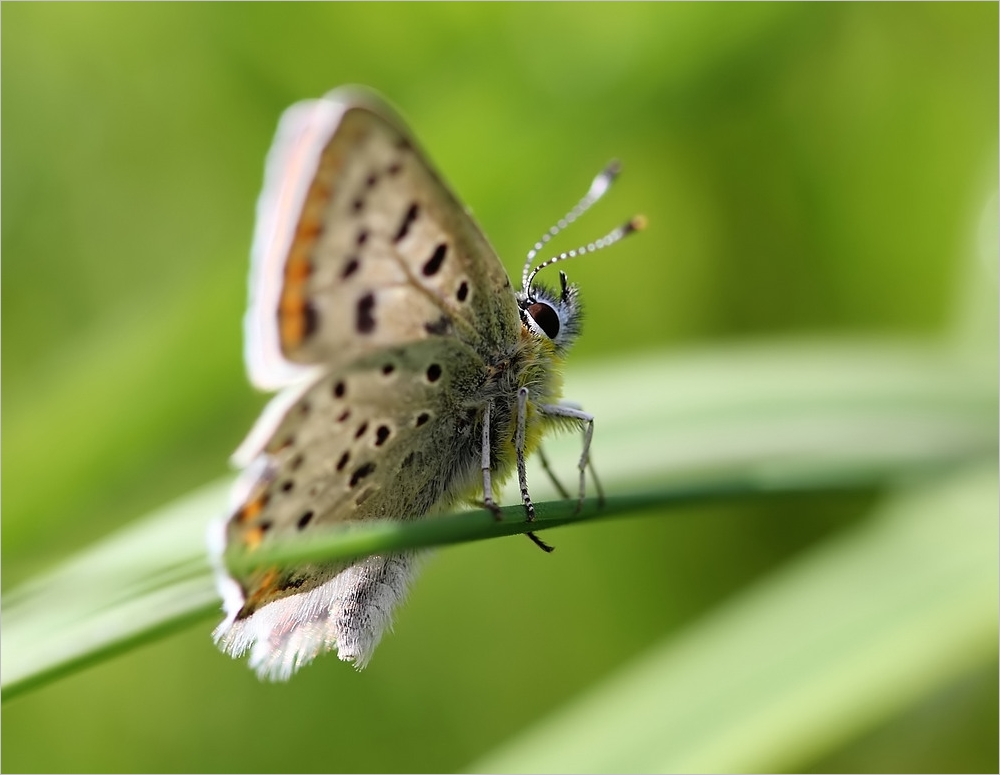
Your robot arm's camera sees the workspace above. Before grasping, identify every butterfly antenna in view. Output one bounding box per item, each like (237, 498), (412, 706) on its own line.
(521, 160), (624, 289)
(524, 214), (647, 296)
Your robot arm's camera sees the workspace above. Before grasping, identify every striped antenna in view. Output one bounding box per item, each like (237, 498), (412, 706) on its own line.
(523, 215), (647, 296)
(521, 160), (623, 289)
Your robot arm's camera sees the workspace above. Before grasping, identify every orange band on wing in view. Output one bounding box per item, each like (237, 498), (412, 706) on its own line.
(235, 493), (269, 524)
(244, 567), (280, 610)
(277, 173), (333, 351)
(244, 526), (266, 551)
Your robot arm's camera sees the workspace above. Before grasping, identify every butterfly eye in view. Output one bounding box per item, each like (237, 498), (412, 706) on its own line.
(527, 302), (560, 339)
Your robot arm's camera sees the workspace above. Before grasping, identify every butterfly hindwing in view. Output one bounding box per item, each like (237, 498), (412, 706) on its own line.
(215, 334), (492, 678)
(230, 336), (489, 544)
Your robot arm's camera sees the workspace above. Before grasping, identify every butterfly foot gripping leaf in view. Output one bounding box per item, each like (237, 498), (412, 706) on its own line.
(211, 86), (642, 680)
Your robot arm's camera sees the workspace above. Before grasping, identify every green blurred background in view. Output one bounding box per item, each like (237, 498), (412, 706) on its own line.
(3, 3), (996, 772)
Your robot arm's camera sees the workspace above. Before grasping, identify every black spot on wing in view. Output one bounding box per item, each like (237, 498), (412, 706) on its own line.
(424, 316), (451, 336)
(350, 462), (376, 488)
(356, 292), (376, 334)
(342, 257), (360, 279)
(394, 203), (419, 243)
(422, 243), (447, 276)
(303, 302), (319, 338)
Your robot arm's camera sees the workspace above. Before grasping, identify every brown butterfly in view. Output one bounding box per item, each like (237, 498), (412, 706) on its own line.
(211, 87), (642, 680)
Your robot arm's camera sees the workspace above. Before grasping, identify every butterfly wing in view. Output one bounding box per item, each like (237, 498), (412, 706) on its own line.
(245, 87), (519, 391)
(214, 88), (520, 679)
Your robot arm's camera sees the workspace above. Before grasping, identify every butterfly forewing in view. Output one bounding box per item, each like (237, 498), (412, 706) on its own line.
(246, 91), (519, 390)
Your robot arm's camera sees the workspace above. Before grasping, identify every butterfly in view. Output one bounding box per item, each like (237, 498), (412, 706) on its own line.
(211, 86), (643, 680)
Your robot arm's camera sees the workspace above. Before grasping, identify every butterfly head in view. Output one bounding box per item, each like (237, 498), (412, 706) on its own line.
(516, 160), (645, 354)
(517, 271), (581, 353)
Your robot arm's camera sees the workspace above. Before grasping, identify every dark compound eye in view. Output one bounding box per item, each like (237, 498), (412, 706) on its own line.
(527, 302), (560, 339)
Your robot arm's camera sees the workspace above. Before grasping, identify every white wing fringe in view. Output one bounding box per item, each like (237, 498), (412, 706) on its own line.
(212, 552), (420, 681)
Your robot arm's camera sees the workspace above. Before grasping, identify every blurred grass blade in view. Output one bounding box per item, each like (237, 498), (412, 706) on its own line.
(471, 464), (998, 774)
(3, 480), (230, 699)
(2, 338), (995, 701)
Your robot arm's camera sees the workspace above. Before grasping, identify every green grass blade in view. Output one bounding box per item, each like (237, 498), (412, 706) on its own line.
(470, 464), (998, 773)
(2, 338), (995, 701)
(2, 480), (229, 700)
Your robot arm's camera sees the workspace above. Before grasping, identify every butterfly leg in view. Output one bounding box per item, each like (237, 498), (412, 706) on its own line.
(515, 387), (535, 521)
(480, 400), (502, 519)
(538, 402), (604, 513)
(517, 387), (554, 553)
(537, 445), (571, 500)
